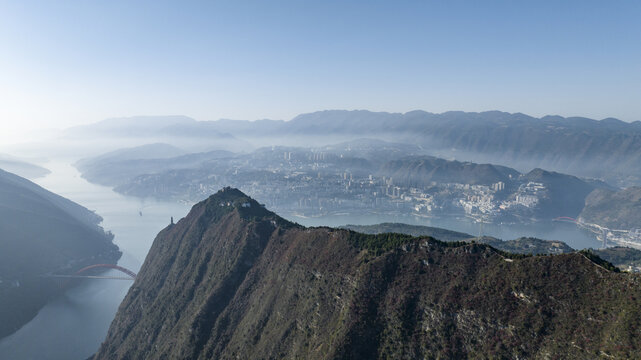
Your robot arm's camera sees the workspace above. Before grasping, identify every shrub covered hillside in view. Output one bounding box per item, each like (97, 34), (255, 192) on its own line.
(95, 188), (641, 359)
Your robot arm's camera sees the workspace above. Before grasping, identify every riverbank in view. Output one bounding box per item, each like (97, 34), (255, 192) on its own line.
(577, 220), (641, 250)
(0, 161), (190, 360)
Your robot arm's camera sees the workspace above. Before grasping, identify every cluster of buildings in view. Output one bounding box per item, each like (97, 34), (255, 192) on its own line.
(128, 148), (551, 225)
(579, 222), (641, 250)
(499, 182), (546, 210)
(187, 161), (548, 224)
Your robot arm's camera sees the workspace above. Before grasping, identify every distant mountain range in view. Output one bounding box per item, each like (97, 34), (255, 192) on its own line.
(64, 115), (200, 138)
(75, 141), (607, 221)
(75, 143), (235, 187)
(66, 111), (641, 233)
(62, 115), (250, 153)
(0, 154), (50, 179)
(78, 143), (188, 162)
(277, 111), (641, 186)
(65, 110), (641, 186)
(94, 189), (641, 359)
(0, 169), (120, 339)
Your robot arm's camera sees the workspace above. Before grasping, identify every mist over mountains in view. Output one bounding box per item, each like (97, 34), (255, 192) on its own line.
(65, 116), (199, 138)
(61, 110), (641, 186)
(61, 115), (250, 155)
(0, 154), (50, 179)
(6, 108), (641, 357)
(73, 139), (608, 224)
(63, 110), (641, 252)
(4, 0), (640, 357)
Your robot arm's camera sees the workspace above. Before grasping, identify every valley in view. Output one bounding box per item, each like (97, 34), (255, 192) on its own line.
(3, 3), (640, 358)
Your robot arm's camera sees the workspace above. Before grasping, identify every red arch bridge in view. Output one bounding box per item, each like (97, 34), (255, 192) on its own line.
(46, 264), (137, 281)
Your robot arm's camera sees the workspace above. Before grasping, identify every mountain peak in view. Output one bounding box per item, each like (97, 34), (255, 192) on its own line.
(96, 197), (641, 359)
(211, 186), (248, 200)
(203, 187), (258, 209)
(198, 187), (293, 226)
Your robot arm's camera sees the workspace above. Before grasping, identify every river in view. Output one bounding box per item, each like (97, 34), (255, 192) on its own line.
(0, 162), (601, 359)
(0, 162), (191, 360)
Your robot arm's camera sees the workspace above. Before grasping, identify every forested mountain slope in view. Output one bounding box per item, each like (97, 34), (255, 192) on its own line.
(96, 188), (641, 359)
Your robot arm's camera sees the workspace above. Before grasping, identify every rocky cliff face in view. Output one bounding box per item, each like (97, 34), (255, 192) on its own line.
(96, 188), (641, 359)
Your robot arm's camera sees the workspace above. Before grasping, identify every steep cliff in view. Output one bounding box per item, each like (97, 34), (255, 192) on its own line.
(96, 188), (641, 359)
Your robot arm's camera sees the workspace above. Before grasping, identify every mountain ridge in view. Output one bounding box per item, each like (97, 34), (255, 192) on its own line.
(95, 188), (641, 359)
(67, 109), (641, 185)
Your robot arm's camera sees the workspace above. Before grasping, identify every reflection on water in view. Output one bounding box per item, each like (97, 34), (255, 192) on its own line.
(0, 162), (191, 360)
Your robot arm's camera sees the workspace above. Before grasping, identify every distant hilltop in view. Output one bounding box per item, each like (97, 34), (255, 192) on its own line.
(0, 153), (50, 179)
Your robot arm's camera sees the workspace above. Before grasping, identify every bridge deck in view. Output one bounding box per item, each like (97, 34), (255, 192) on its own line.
(44, 275), (135, 280)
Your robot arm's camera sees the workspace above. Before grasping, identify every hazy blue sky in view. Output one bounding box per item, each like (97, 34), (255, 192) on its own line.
(1, 0), (640, 141)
